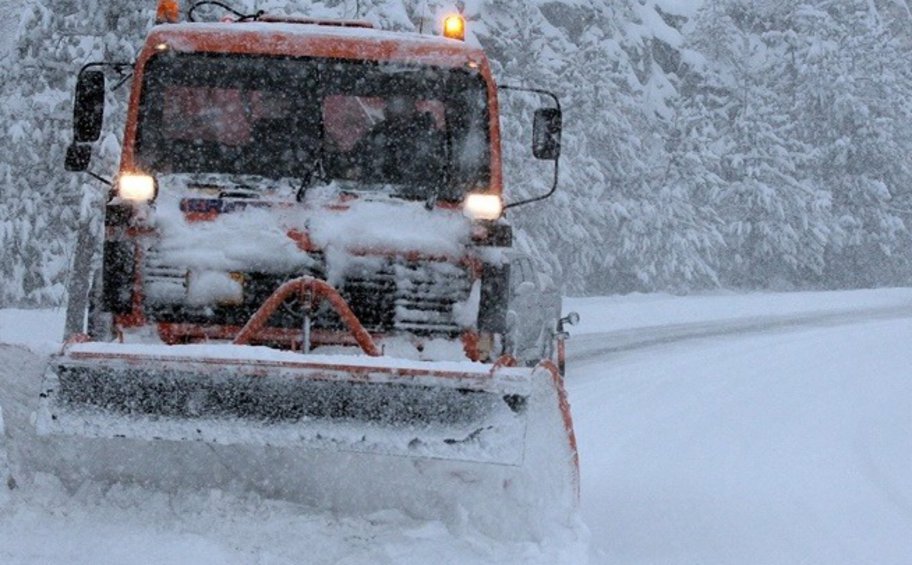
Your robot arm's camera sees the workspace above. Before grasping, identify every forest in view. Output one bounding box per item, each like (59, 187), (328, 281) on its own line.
(1, 0), (910, 305)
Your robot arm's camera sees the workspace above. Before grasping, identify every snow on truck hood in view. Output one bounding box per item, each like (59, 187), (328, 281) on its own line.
(151, 181), (472, 276)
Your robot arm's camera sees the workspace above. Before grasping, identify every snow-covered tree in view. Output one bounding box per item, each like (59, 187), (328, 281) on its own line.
(3, 0), (912, 304)
(786, 1), (912, 286)
(672, 0), (912, 289)
(0, 1), (150, 305)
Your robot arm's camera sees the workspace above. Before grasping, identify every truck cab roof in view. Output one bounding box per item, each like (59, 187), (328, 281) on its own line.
(145, 21), (490, 70)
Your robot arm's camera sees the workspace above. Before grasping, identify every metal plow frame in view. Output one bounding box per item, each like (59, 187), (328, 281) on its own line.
(41, 275), (552, 466)
(30, 350), (578, 540)
(30, 276), (579, 536)
(37, 344), (541, 466)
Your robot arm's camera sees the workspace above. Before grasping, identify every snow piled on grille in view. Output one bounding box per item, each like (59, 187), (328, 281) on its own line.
(153, 204), (315, 273)
(307, 198), (471, 256)
(150, 180), (472, 288)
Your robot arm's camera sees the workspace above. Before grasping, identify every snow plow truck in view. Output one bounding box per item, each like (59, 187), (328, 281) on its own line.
(38, 0), (579, 535)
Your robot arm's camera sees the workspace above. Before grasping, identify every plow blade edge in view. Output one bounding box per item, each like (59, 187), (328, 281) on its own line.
(36, 343), (535, 466)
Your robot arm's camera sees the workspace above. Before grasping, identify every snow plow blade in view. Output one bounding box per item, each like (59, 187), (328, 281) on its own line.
(36, 344), (539, 466)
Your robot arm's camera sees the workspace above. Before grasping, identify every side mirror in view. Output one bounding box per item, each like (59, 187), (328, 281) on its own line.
(532, 107), (562, 160)
(65, 143), (93, 171)
(499, 85), (562, 209)
(73, 70), (105, 143)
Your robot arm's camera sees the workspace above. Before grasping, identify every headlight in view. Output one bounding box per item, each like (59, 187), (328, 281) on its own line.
(117, 174), (157, 202)
(463, 193), (503, 221)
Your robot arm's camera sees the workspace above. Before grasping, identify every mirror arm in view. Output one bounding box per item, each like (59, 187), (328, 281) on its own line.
(78, 61), (134, 84)
(498, 85), (562, 211)
(110, 72), (135, 92)
(86, 171), (113, 187)
(504, 159), (559, 210)
(498, 85), (561, 112)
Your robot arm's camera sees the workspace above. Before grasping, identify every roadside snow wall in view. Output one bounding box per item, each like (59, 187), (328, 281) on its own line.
(0, 406), (10, 505)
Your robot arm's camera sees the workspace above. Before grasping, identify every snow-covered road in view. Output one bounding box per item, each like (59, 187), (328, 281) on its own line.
(2, 289), (912, 563)
(567, 291), (912, 564)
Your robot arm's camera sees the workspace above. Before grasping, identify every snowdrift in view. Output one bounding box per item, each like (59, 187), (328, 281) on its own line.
(0, 405), (9, 506)
(2, 344), (579, 542)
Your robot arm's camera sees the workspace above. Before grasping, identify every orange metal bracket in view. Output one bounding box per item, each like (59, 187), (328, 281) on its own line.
(233, 277), (382, 357)
(538, 359), (580, 500)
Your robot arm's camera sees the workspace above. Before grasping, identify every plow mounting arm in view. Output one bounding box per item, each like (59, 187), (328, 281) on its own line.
(233, 277), (382, 356)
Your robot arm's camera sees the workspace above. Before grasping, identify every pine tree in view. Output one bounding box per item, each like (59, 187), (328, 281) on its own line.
(676, 0), (837, 289)
(786, 0), (912, 286)
(0, 1), (152, 306)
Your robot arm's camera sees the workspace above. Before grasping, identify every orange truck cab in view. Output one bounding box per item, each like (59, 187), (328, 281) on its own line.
(64, 1), (564, 363)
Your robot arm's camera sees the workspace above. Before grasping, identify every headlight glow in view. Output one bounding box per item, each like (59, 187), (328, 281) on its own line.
(463, 193), (503, 221)
(118, 174), (157, 202)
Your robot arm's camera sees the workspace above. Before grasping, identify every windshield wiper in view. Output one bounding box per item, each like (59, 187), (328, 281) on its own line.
(296, 156), (329, 202)
(425, 133), (453, 209)
(424, 186), (439, 210)
(218, 187), (259, 199)
(297, 107), (328, 202)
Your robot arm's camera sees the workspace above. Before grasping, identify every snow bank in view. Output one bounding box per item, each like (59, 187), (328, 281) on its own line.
(0, 406), (9, 507)
(0, 308), (65, 353)
(565, 287), (912, 336)
(0, 477), (587, 565)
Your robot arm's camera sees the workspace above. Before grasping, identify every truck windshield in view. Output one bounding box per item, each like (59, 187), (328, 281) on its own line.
(135, 53), (491, 200)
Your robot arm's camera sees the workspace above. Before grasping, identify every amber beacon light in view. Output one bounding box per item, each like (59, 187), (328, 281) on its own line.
(443, 14), (466, 41)
(156, 0), (181, 24)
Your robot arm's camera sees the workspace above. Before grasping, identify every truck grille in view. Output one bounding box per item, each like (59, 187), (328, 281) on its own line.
(143, 251), (474, 336)
(344, 259), (472, 333)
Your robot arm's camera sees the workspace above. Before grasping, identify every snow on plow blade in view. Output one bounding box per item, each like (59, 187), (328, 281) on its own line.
(36, 344), (535, 466)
